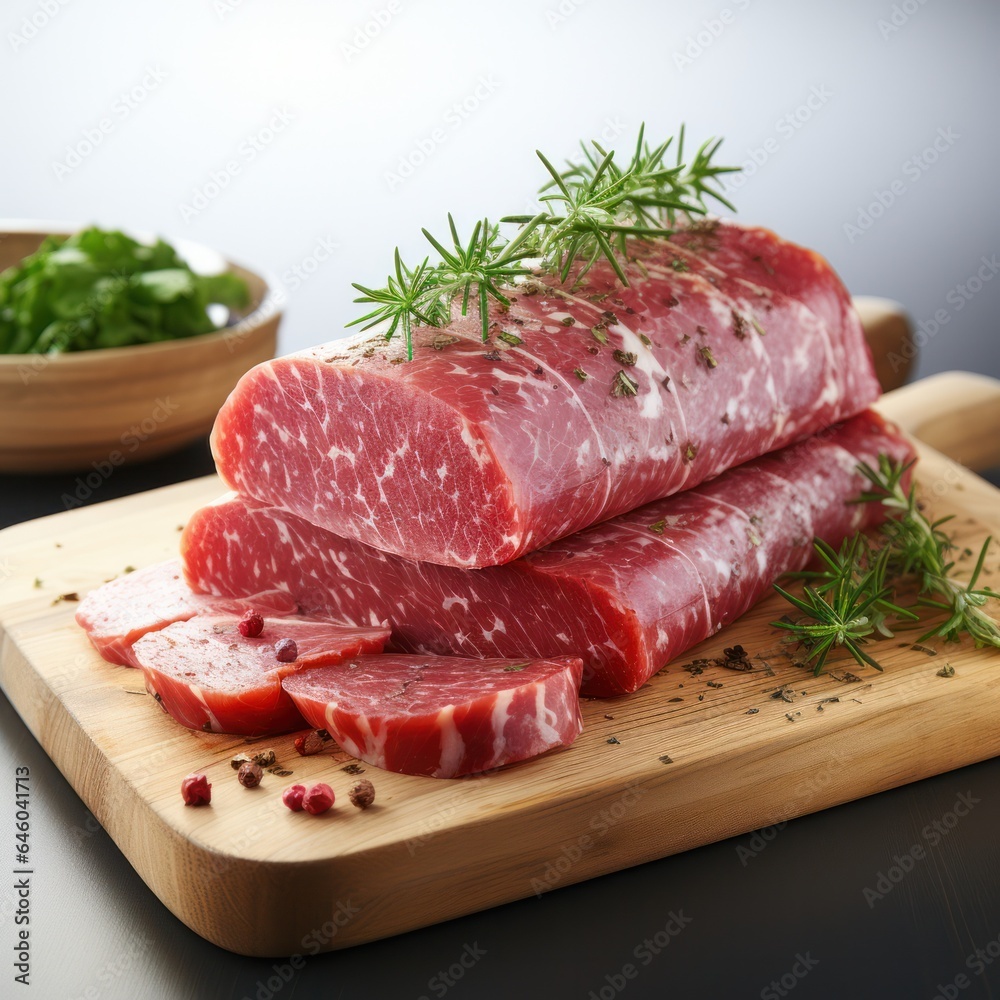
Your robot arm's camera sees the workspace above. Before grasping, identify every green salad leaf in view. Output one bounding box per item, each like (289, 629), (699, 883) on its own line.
(0, 226), (251, 354)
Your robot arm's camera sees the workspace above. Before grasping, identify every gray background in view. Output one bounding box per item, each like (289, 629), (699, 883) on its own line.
(3, 0), (998, 379)
(3, 2), (1000, 999)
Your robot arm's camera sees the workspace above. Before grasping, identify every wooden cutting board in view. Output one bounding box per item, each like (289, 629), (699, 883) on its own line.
(1, 371), (999, 957)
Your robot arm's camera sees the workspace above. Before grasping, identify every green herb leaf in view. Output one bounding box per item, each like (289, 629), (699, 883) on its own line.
(349, 125), (738, 359)
(0, 227), (249, 355)
(611, 369), (638, 397)
(773, 457), (1000, 674)
(698, 345), (718, 369)
(771, 536), (917, 675)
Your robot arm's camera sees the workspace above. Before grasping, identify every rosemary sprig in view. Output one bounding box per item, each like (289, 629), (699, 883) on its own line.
(855, 456), (1000, 648)
(773, 535), (918, 675)
(773, 455), (1000, 674)
(504, 123), (737, 285)
(349, 124), (737, 358)
(348, 215), (544, 360)
(348, 250), (441, 362)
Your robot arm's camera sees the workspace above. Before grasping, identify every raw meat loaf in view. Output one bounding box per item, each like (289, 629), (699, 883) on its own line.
(282, 654), (584, 778)
(184, 410), (913, 697)
(211, 221), (880, 569)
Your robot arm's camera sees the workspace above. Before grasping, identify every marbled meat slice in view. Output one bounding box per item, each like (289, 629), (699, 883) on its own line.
(134, 615), (391, 737)
(75, 559), (298, 667)
(184, 411), (914, 697)
(281, 653), (584, 778)
(211, 221), (880, 568)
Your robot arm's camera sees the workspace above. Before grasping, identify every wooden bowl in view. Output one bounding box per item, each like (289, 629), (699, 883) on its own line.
(0, 224), (281, 474)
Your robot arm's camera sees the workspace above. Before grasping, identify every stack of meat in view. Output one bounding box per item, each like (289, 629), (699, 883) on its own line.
(78, 221), (913, 777)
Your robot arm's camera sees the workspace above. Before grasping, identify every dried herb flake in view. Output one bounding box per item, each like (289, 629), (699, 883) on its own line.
(611, 370), (638, 398)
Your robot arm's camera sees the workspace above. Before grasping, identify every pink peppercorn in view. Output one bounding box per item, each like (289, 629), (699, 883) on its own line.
(302, 782), (335, 815)
(282, 784), (306, 812)
(181, 773), (211, 806)
(238, 610), (264, 638)
(275, 638), (298, 662)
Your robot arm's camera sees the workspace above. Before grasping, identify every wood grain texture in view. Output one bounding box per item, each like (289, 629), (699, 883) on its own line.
(0, 226), (280, 473)
(1, 376), (999, 956)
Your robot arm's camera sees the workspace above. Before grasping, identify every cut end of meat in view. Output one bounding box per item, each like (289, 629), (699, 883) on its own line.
(211, 355), (523, 568)
(133, 615), (390, 737)
(282, 653), (585, 778)
(75, 560), (298, 667)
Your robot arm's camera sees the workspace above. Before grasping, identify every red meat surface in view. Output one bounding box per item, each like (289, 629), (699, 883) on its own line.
(183, 411), (914, 697)
(211, 222), (880, 569)
(281, 654), (584, 778)
(75, 560), (298, 667)
(133, 615), (390, 737)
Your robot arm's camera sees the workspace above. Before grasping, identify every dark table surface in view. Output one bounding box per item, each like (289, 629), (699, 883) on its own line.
(2, 443), (1000, 1000)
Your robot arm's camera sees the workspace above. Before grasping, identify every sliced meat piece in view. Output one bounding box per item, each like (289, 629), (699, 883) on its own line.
(281, 653), (584, 778)
(75, 559), (299, 667)
(211, 220), (880, 569)
(184, 411), (915, 697)
(134, 615), (391, 737)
